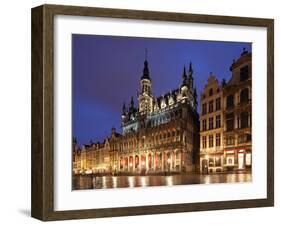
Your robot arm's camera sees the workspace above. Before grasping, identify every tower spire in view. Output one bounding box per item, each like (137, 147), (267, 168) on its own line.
(141, 49), (150, 80)
(122, 102), (126, 115)
(145, 48), (148, 61)
(188, 61), (194, 89)
(182, 65), (187, 78)
(130, 96), (134, 108)
(188, 61), (193, 77)
(182, 65), (187, 86)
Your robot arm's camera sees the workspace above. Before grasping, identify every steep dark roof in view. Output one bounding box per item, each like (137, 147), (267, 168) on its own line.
(141, 60), (150, 80)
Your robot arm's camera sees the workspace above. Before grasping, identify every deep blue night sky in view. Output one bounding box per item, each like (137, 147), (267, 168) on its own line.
(72, 34), (251, 145)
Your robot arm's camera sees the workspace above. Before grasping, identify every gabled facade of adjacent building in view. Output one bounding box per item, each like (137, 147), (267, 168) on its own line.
(223, 49), (252, 171)
(199, 49), (252, 173)
(199, 74), (224, 173)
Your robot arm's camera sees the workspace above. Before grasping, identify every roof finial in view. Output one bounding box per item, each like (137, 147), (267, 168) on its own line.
(241, 47), (248, 56)
(182, 65), (187, 87)
(183, 65), (187, 78)
(145, 48), (148, 61)
(188, 61), (193, 80)
(189, 61), (193, 73)
(130, 96), (134, 107)
(122, 102), (126, 115)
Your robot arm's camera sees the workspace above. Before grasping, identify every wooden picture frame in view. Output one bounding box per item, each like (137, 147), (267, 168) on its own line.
(31, 4), (274, 221)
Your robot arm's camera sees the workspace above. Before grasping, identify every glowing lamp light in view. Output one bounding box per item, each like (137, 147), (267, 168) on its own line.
(141, 177), (147, 187)
(141, 161), (145, 166)
(129, 162), (133, 167)
(167, 158), (171, 164)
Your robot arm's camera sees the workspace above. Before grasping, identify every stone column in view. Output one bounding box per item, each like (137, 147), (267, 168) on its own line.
(132, 156), (135, 173)
(119, 156), (122, 172)
(153, 153), (156, 172)
(146, 153), (149, 172)
(169, 151), (172, 171)
(161, 152), (164, 171)
(179, 150), (182, 172)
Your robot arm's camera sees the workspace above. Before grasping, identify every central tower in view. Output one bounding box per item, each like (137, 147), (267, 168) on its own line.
(138, 58), (153, 114)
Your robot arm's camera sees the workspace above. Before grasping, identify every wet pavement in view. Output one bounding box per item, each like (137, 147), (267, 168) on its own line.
(73, 172), (252, 190)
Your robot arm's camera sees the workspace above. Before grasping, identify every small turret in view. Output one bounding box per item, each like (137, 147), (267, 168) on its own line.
(129, 96), (134, 112)
(188, 61), (194, 89)
(121, 102), (127, 123)
(122, 102), (127, 115)
(111, 127), (116, 136)
(181, 65), (187, 87)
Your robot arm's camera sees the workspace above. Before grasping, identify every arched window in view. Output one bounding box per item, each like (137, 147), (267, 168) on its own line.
(240, 88), (249, 104)
(209, 88), (213, 96)
(241, 111), (249, 128)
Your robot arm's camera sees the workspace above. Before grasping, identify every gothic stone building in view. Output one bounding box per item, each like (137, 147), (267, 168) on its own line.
(73, 59), (200, 175)
(199, 49), (252, 173)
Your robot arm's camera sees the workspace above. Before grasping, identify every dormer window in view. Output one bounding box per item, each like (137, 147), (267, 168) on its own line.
(168, 96), (174, 105)
(161, 99), (166, 109)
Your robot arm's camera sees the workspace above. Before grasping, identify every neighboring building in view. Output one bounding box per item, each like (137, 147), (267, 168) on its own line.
(200, 74), (224, 173)
(72, 129), (121, 174)
(72, 138), (82, 174)
(73, 58), (200, 175)
(223, 49), (252, 171)
(199, 49), (252, 173)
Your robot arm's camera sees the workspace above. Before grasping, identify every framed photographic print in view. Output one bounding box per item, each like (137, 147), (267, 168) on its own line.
(31, 4), (274, 221)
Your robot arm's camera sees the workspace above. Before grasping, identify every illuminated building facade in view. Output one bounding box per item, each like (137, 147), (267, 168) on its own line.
(199, 74), (224, 173)
(73, 58), (200, 175)
(199, 49), (252, 173)
(223, 49), (252, 171)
